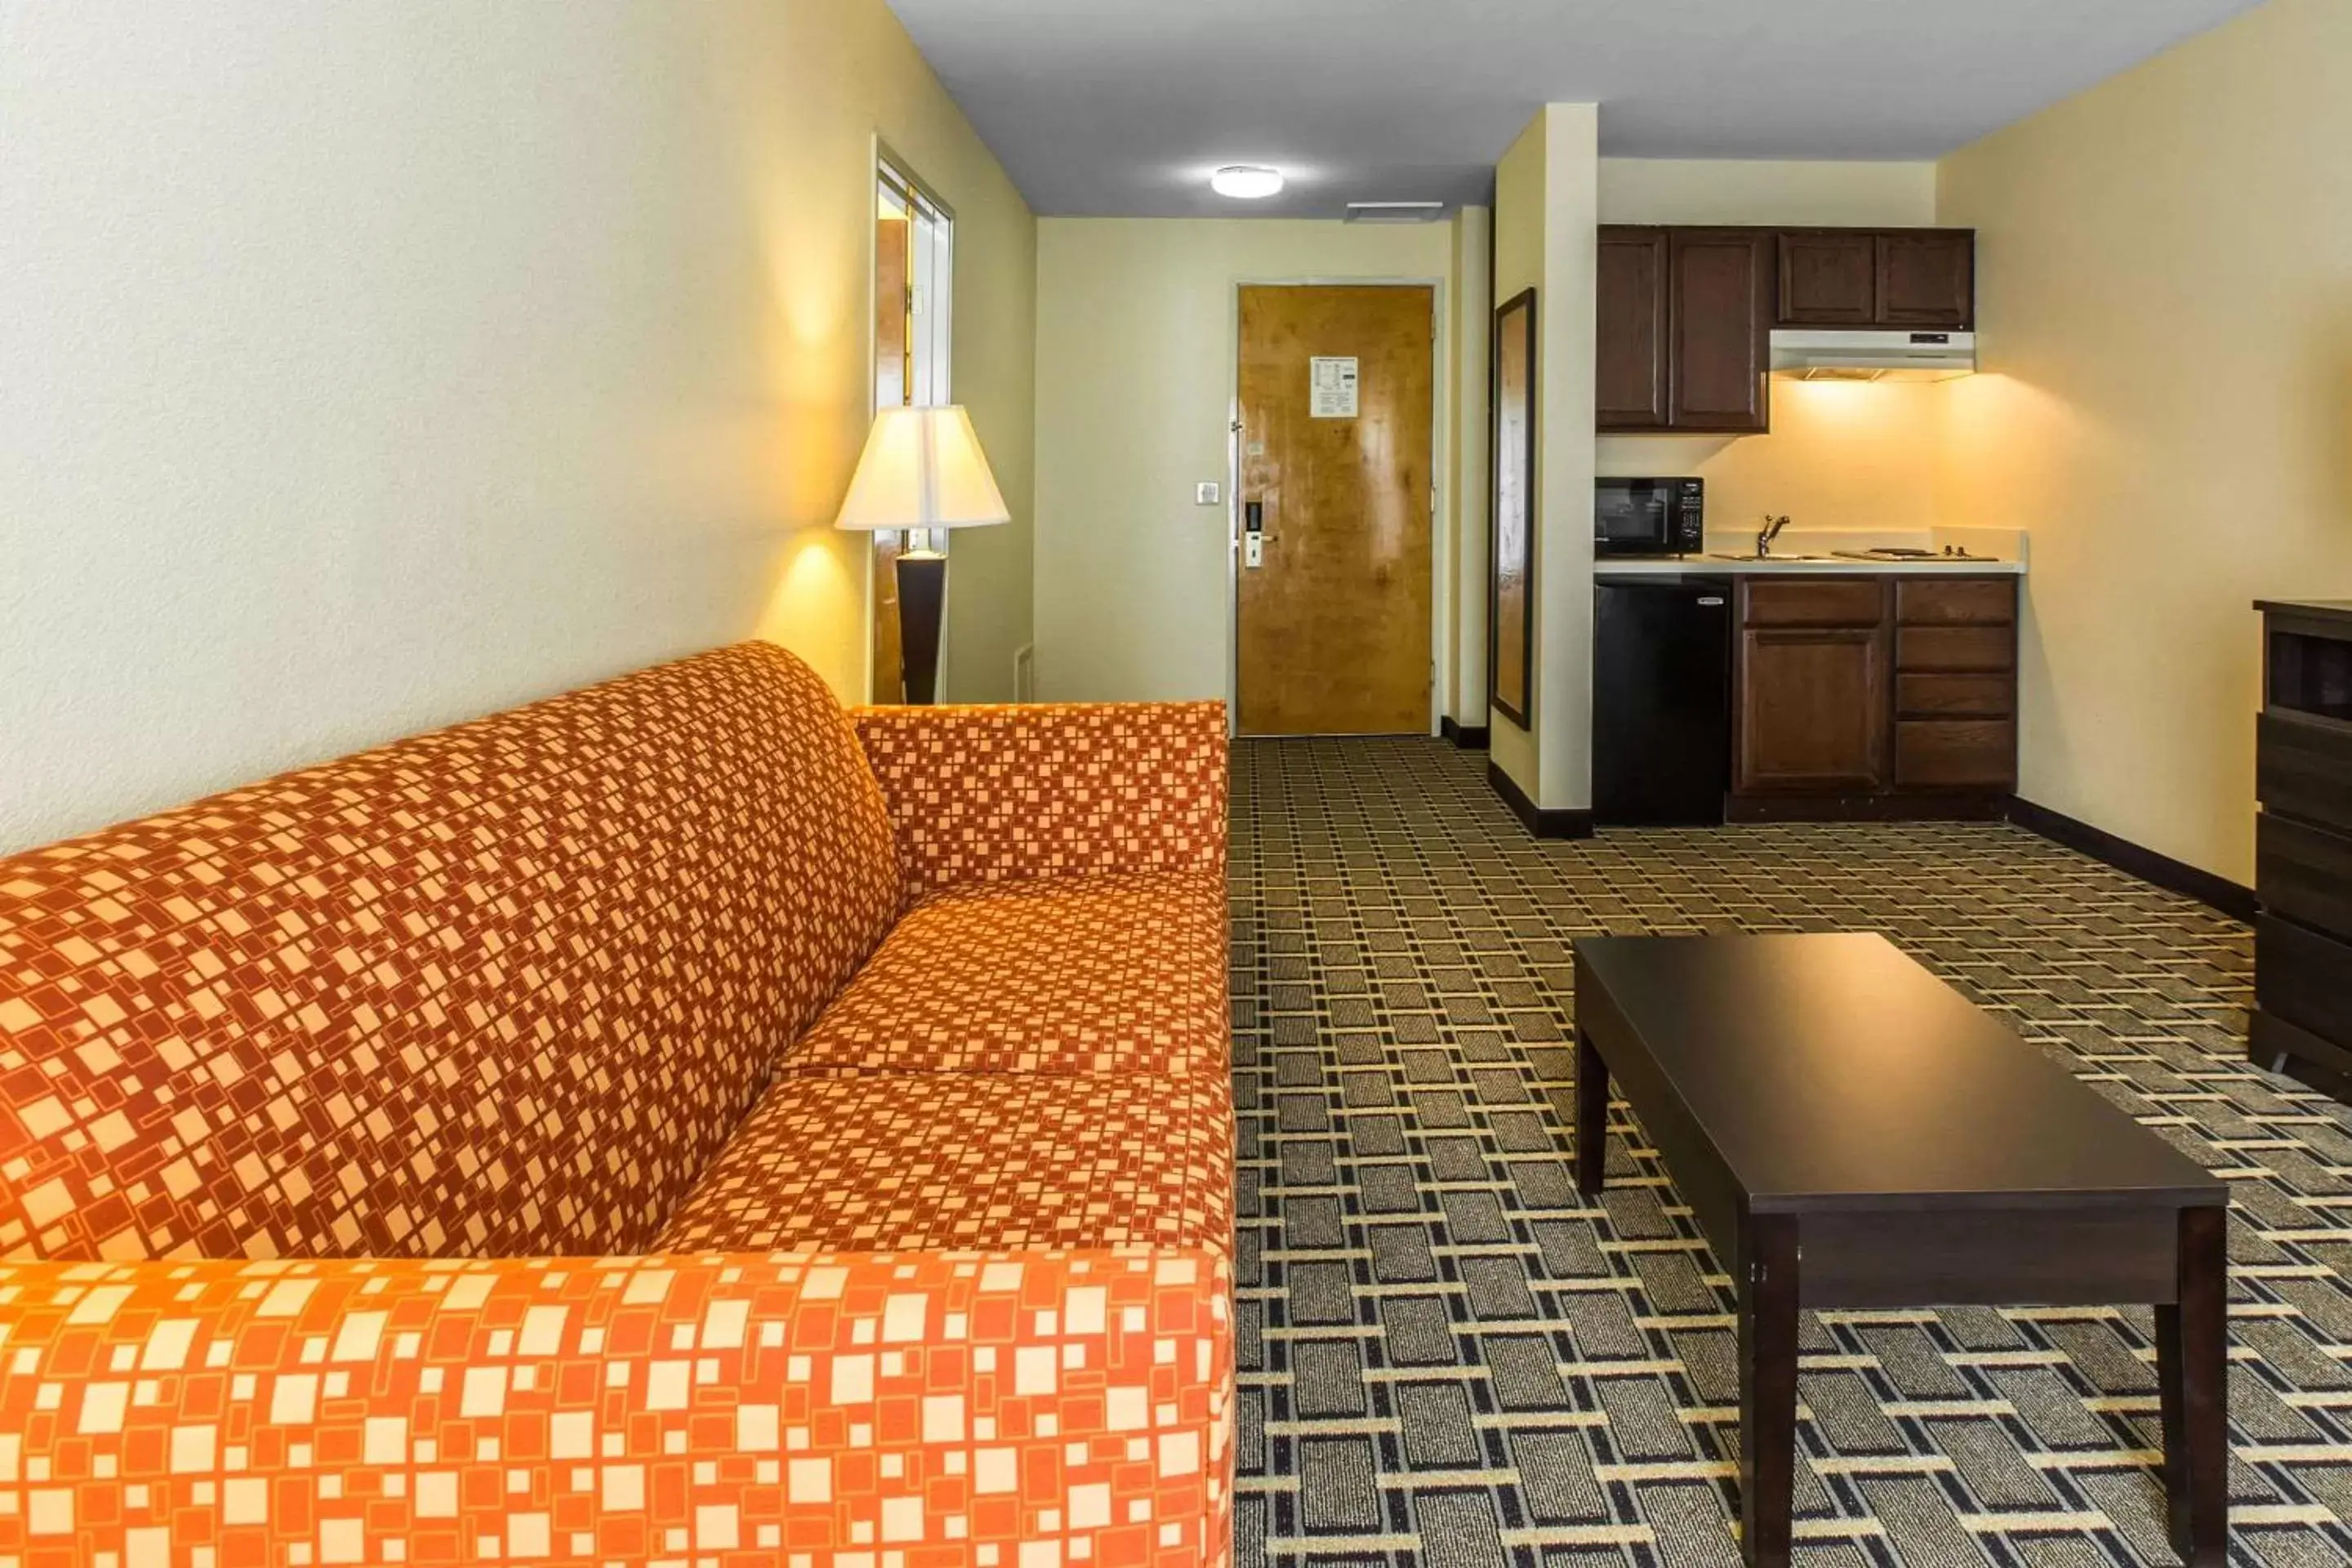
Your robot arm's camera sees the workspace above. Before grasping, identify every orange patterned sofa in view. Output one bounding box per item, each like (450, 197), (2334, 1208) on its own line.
(0, 643), (1235, 1566)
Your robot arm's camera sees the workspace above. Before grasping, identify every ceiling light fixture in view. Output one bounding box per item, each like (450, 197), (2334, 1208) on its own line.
(1209, 166), (1285, 200)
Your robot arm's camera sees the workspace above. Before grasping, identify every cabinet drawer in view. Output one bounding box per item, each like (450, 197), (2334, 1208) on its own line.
(1897, 625), (2015, 673)
(2252, 1009), (2352, 1081)
(1896, 577), (2016, 626)
(1896, 673), (2011, 719)
(2260, 813), (2352, 942)
(2258, 915), (2352, 1052)
(2259, 710), (2352, 838)
(1743, 579), (1884, 628)
(1894, 719), (2015, 791)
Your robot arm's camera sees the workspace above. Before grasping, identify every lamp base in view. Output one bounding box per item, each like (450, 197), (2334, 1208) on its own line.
(896, 549), (947, 705)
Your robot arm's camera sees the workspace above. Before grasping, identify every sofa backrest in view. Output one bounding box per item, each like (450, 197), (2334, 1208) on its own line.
(851, 702), (1231, 901)
(0, 643), (901, 1261)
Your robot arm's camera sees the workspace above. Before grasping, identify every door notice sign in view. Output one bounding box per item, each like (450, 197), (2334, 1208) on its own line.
(1310, 357), (1360, 418)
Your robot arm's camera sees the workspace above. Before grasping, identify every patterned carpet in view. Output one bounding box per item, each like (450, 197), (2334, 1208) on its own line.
(1227, 737), (2352, 1567)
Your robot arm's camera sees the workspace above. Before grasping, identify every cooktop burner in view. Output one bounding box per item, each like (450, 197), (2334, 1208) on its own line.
(1830, 547), (1999, 563)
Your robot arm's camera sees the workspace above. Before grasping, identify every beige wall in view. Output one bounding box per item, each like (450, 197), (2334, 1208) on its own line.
(1936, 0), (2352, 884)
(1449, 206), (1494, 727)
(1597, 159), (1942, 538)
(0, 1), (1034, 853)
(1598, 158), (1936, 229)
(1490, 118), (1548, 794)
(1490, 106), (1601, 811)
(1031, 217), (1459, 710)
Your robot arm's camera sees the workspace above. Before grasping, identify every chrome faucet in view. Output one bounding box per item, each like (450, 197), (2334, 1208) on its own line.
(1757, 514), (1793, 559)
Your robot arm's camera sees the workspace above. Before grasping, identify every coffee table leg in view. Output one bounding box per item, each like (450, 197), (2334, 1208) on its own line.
(1575, 1028), (1608, 1197)
(1738, 1213), (1800, 1568)
(2156, 1205), (2229, 1566)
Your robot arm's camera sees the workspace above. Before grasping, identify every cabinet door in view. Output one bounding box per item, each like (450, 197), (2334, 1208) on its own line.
(1877, 231), (1975, 327)
(1668, 229), (1772, 433)
(1735, 626), (1889, 793)
(1596, 227), (1670, 430)
(1776, 230), (1876, 326)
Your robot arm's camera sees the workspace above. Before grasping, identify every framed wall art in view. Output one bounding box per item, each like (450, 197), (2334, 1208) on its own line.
(1490, 287), (1537, 727)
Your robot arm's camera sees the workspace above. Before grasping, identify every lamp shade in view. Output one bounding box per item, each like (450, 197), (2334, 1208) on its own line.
(833, 404), (1010, 532)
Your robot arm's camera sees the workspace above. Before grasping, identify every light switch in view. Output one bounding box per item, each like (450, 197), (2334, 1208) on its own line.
(1196, 482), (1221, 506)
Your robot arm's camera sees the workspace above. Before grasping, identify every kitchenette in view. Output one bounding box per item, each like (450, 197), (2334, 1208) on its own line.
(1587, 221), (2026, 829)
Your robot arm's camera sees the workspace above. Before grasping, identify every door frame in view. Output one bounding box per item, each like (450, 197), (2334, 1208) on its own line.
(863, 136), (956, 704)
(1225, 277), (1451, 738)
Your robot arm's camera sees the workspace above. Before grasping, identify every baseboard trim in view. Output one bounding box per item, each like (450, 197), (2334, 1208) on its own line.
(1728, 791), (2006, 824)
(1441, 717), (1491, 751)
(1488, 762), (1595, 840)
(2006, 795), (2257, 923)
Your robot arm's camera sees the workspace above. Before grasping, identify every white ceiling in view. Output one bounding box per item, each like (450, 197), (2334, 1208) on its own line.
(884, 0), (2265, 217)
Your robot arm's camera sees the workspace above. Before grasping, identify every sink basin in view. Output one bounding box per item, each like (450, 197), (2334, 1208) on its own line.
(1707, 553), (1831, 563)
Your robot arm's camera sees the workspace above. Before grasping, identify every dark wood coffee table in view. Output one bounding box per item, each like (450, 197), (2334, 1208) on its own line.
(1572, 933), (2229, 1567)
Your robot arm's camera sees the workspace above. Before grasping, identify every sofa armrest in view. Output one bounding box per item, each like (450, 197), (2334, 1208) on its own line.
(851, 702), (1228, 900)
(0, 1247), (1232, 1566)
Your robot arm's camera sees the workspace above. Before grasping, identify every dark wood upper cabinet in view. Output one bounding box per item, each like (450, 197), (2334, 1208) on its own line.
(1596, 227), (1669, 430)
(1602, 225), (1976, 431)
(1878, 230), (1975, 327)
(1668, 228), (1772, 434)
(1776, 231), (1878, 326)
(1771, 227), (1976, 330)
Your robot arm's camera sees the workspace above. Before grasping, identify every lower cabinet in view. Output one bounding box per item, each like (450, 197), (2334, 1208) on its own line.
(1731, 574), (2017, 818)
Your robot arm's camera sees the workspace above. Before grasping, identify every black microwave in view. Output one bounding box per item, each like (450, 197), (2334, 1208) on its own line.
(1595, 477), (1704, 557)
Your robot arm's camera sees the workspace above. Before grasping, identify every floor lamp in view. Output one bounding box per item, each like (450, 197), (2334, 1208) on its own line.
(834, 405), (1011, 704)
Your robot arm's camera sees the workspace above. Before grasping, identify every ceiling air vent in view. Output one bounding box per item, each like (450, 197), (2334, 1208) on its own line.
(1344, 202), (1446, 224)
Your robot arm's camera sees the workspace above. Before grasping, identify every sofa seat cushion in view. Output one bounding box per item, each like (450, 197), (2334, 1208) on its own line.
(654, 1072), (1233, 1255)
(783, 871), (1229, 1077)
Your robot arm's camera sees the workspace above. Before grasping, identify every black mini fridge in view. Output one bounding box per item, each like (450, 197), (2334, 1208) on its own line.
(1594, 577), (1732, 826)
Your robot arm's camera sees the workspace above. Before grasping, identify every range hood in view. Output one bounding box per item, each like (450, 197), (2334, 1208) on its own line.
(1769, 328), (1977, 382)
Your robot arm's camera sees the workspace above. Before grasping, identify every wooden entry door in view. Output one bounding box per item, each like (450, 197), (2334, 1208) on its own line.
(1236, 284), (1434, 735)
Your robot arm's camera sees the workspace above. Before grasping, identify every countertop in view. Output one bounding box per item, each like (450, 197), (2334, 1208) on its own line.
(1598, 555), (2025, 578)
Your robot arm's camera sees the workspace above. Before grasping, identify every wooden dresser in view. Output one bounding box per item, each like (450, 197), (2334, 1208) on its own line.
(2252, 600), (2352, 1101)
